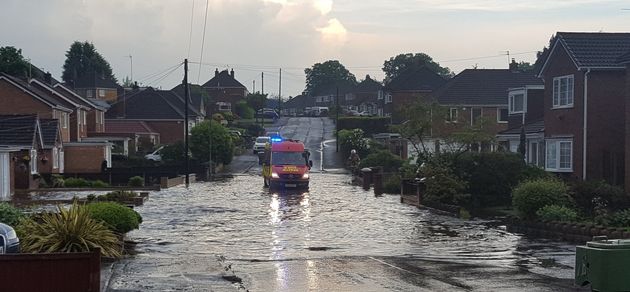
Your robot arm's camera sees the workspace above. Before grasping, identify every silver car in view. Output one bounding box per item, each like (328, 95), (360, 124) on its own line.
(253, 136), (270, 154)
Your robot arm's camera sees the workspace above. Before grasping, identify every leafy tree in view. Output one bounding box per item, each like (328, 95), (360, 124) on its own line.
(246, 92), (268, 113)
(392, 100), (444, 163)
(533, 34), (557, 74)
(235, 100), (254, 119)
(62, 41), (117, 85)
(304, 60), (357, 96)
(0, 46), (31, 78)
(190, 120), (234, 165)
(383, 53), (452, 82)
(160, 141), (187, 163)
(517, 61), (533, 71)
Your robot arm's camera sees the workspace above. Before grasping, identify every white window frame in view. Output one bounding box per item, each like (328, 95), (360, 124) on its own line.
(447, 108), (458, 123)
(52, 147), (59, 169)
(82, 110), (87, 125)
(385, 93), (392, 104)
(59, 149), (64, 173)
(86, 90), (93, 98)
(497, 107), (508, 123)
(98, 89), (106, 98)
(545, 139), (573, 172)
(30, 149), (38, 174)
(377, 90), (383, 100)
(552, 75), (574, 108)
(509, 92), (525, 114)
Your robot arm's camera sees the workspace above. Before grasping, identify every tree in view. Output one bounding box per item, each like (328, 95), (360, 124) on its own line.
(304, 60), (357, 96)
(190, 120), (234, 165)
(0, 46), (31, 78)
(532, 34), (557, 74)
(62, 41), (117, 85)
(234, 100), (254, 119)
(392, 100), (444, 163)
(246, 92), (268, 112)
(517, 61), (533, 71)
(383, 53), (452, 82)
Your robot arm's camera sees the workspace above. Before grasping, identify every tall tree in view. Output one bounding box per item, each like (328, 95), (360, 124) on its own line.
(62, 41), (117, 85)
(532, 34), (557, 74)
(383, 53), (452, 82)
(304, 60), (357, 96)
(246, 92), (268, 113)
(0, 46), (30, 78)
(190, 120), (234, 165)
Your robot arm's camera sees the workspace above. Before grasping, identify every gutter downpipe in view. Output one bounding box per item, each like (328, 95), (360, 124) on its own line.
(583, 68), (591, 180)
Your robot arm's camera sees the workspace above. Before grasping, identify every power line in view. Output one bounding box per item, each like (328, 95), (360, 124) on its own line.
(136, 63), (184, 84)
(197, 0), (210, 83)
(187, 0), (196, 59)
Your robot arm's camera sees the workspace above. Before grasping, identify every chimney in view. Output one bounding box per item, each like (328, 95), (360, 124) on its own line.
(230, 68), (234, 78)
(509, 58), (518, 72)
(215, 68), (219, 77)
(365, 74), (371, 80)
(44, 72), (52, 85)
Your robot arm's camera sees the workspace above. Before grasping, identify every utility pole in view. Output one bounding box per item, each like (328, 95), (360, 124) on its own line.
(253, 80), (256, 93)
(336, 86), (339, 153)
(183, 59), (190, 188)
(261, 72), (264, 94)
(278, 68), (282, 113)
(127, 55), (133, 82)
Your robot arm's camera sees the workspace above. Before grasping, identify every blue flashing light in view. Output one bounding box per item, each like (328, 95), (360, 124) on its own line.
(271, 137), (283, 143)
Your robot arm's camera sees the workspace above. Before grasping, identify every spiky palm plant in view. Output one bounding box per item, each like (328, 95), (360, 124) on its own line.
(18, 202), (121, 258)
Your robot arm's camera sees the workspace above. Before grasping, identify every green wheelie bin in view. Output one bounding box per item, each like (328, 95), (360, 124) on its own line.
(576, 237), (630, 291)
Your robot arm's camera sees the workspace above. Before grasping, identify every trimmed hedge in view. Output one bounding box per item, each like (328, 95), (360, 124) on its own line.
(87, 202), (141, 234)
(512, 178), (572, 219)
(536, 205), (578, 222)
(359, 150), (403, 172)
(338, 117), (390, 135)
(128, 176), (145, 187)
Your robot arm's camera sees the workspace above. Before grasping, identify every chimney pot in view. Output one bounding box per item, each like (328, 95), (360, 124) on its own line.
(509, 58), (518, 72)
(230, 69), (234, 78)
(215, 68), (219, 77)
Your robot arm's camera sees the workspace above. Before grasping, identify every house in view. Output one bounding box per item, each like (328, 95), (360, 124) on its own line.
(102, 120), (161, 154)
(70, 71), (119, 103)
(537, 32), (630, 185)
(202, 69), (248, 114)
(349, 75), (384, 116)
(0, 115), (44, 199)
(282, 94), (314, 116)
(310, 82), (355, 110)
(384, 67), (447, 123)
(51, 82), (108, 135)
(432, 67), (543, 152)
(171, 83), (207, 117)
(39, 119), (64, 174)
(106, 88), (203, 144)
(0, 73), (112, 174)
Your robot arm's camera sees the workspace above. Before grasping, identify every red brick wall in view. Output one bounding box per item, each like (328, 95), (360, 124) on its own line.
(145, 121), (185, 144)
(87, 110), (104, 133)
(38, 148), (61, 174)
(433, 106), (507, 138)
(543, 46), (584, 180)
(0, 79), (53, 117)
(64, 146), (106, 173)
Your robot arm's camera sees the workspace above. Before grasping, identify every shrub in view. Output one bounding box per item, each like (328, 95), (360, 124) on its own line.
(128, 176), (145, 187)
(190, 120), (234, 165)
(91, 180), (109, 188)
(536, 205), (578, 222)
(0, 203), (24, 226)
(64, 177), (91, 188)
(16, 203), (121, 257)
(383, 175), (401, 194)
(512, 178), (572, 219)
(519, 165), (554, 182)
(572, 180), (630, 216)
(338, 129), (368, 158)
(86, 202), (141, 234)
(359, 150), (404, 172)
(449, 152), (526, 207)
(51, 174), (65, 187)
(423, 162), (469, 206)
(235, 101), (255, 119)
(102, 190), (137, 201)
(161, 141), (187, 163)
(595, 209), (630, 227)
(337, 117), (390, 135)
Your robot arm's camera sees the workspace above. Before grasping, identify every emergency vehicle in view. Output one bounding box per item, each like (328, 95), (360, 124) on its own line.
(262, 139), (312, 189)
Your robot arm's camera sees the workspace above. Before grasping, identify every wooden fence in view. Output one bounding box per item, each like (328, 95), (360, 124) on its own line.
(0, 249), (100, 292)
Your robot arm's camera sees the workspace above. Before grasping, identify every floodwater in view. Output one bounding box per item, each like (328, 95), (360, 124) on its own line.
(124, 172), (576, 281)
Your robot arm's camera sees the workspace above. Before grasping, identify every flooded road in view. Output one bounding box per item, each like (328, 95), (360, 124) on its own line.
(106, 173), (578, 291)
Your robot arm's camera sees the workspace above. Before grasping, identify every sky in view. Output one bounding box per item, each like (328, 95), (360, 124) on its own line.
(2, 0), (629, 98)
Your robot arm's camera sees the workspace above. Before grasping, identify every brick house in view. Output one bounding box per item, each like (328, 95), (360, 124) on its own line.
(101, 120), (161, 154)
(349, 75), (384, 116)
(106, 88), (203, 144)
(431, 67), (542, 152)
(384, 67), (447, 123)
(537, 32), (630, 185)
(282, 94), (315, 116)
(171, 83), (207, 117)
(0, 115), (44, 199)
(70, 71), (119, 103)
(39, 119), (64, 174)
(310, 82), (355, 110)
(202, 69), (248, 114)
(52, 82), (107, 135)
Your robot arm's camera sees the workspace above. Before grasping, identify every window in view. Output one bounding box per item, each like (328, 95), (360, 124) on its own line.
(385, 93), (392, 104)
(86, 90), (93, 98)
(546, 139), (572, 172)
(447, 108), (458, 122)
(553, 75), (574, 108)
(52, 147), (59, 169)
(377, 90), (383, 100)
(509, 92), (524, 114)
(497, 108), (508, 123)
(98, 89), (106, 97)
(471, 108), (482, 126)
(30, 149), (38, 174)
(62, 113), (68, 129)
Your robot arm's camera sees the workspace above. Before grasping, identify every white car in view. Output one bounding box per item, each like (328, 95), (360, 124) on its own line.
(253, 136), (270, 154)
(145, 146), (164, 161)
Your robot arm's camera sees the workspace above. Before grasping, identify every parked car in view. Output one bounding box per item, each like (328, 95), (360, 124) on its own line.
(0, 222), (20, 253)
(256, 109), (279, 120)
(145, 146), (164, 161)
(357, 111), (371, 117)
(253, 136), (270, 154)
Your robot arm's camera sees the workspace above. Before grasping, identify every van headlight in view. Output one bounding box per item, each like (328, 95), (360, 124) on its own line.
(301, 173), (309, 179)
(271, 172), (279, 178)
